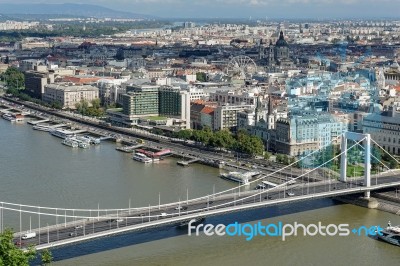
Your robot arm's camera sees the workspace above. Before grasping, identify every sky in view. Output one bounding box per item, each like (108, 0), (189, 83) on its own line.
(2, 0), (400, 19)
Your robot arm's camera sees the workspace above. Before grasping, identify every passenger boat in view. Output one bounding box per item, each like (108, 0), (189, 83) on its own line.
(78, 142), (90, 149)
(50, 129), (76, 139)
(2, 113), (16, 122)
(132, 152), (152, 163)
(81, 135), (101, 145)
(220, 172), (250, 185)
(61, 138), (78, 148)
(74, 136), (91, 145)
(377, 222), (400, 247)
(32, 125), (52, 132)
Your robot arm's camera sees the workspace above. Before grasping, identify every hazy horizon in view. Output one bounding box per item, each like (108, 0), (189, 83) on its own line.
(0, 0), (399, 19)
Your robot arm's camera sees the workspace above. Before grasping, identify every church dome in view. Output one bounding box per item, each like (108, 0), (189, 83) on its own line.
(275, 31), (288, 47)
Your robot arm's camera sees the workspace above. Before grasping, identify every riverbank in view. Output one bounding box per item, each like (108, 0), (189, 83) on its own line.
(334, 189), (400, 215)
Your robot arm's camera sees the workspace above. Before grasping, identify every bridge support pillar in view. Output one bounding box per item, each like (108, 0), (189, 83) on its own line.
(340, 132), (372, 198)
(364, 134), (371, 198)
(340, 133), (347, 182)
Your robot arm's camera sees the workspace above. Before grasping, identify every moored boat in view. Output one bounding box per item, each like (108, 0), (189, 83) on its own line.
(61, 138), (78, 148)
(220, 172), (250, 185)
(2, 113), (16, 122)
(50, 129), (76, 139)
(377, 222), (400, 247)
(133, 152), (152, 163)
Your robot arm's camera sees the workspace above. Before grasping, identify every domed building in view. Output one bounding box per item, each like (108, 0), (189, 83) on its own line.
(265, 31), (294, 69)
(384, 57), (400, 83)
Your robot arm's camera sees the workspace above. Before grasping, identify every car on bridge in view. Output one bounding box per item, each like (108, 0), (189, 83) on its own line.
(75, 225), (83, 229)
(14, 241), (24, 247)
(287, 192), (295, 197)
(69, 232), (77, 237)
(174, 206), (188, 211)
(107, 218), (124, 223)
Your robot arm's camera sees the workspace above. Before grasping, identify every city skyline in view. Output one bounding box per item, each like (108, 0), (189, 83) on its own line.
(0, 0), (400, 19)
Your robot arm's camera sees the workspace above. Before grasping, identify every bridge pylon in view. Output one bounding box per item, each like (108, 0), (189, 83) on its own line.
(340, 132), (371, 198)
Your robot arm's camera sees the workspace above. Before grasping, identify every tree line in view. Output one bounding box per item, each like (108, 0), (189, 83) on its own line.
(163, 127), (265, 156)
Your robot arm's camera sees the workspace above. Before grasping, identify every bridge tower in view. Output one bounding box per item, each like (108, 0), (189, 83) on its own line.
(340, 132), (371, 198)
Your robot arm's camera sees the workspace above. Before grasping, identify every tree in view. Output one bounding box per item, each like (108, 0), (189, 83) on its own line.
(212, 130), (235, 149)
(75, 99), (89, 115)
(0, 228), (36, 265)
(1, 67), (24, 90)
(282, 155), (289, 165)
(91, 98), (101, 109)
(389, 159), (398, 169)
(264, 152), (271, 160)
(40, 249), (53, 266)
(51, 101), (62, 110)
(176, 129), (192, 140)
(196, 72), (207, 82)
(192, 127), (213, 145)
(235, 130), (264, 156)
(276, 154), (283, 163)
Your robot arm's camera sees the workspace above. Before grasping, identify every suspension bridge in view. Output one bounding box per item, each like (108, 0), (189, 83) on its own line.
(1, 132), (400, 251)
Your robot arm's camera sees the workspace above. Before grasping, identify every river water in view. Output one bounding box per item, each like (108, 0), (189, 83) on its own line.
(0, 119), (399, 265)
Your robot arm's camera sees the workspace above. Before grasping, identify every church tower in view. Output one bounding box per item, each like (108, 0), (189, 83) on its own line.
(267, 96), (275, 130)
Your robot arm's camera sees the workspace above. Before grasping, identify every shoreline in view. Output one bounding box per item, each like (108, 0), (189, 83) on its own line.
(334, 191), (400, 215)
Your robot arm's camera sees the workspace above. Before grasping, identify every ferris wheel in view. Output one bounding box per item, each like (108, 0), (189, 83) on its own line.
(226, 55), (257, 79)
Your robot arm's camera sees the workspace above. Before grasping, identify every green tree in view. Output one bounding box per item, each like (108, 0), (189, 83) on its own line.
(176, 129), (192, 140)
(75, 99), (89, 115)
(276, 154), (283, 163)
(389, 159), (398, 169)
(212, 130), (235, 149)
(282, 155), (289, 165)
(0, 228), (36, 266)
(235, 130), (264, 156)
(40, 249), (53, 266)
(196, 72), (207, 82)
(51, 101), (62, 110)
(1, 67), (24, 90)
(91, 98), (101, 109)
(264, 152), (271, 160)
(192, 127), (213, 145)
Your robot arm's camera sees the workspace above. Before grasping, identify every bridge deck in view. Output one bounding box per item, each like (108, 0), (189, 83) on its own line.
(10, 177), (400, 251)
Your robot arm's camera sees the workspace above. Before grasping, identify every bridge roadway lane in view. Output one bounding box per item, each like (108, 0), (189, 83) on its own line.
(14, 175), (400, 248)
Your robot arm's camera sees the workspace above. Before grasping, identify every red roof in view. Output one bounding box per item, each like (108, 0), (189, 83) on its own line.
(200, 106), (215, 115)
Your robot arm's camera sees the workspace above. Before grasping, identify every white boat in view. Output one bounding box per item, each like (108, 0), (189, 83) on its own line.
(133, 153), (152, 163)
(75, 136), (91, 145)
(376, 222), (400, 247)
(2, 113), (16, 122)
(62, 138), (78, 148)
(220, 172), (250, 185)
(50, 129), (76, 139)
(81, 135), (101, 145)
(32, 125), (52, 132)
(78, 142), (90, 149)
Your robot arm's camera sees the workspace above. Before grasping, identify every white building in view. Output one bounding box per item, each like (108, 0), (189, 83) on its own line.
(213, 104), (254, 131)
(43, 83), (99, 109)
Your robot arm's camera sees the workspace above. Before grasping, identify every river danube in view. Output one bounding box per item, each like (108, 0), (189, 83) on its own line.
(0, 119), (398, 265)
